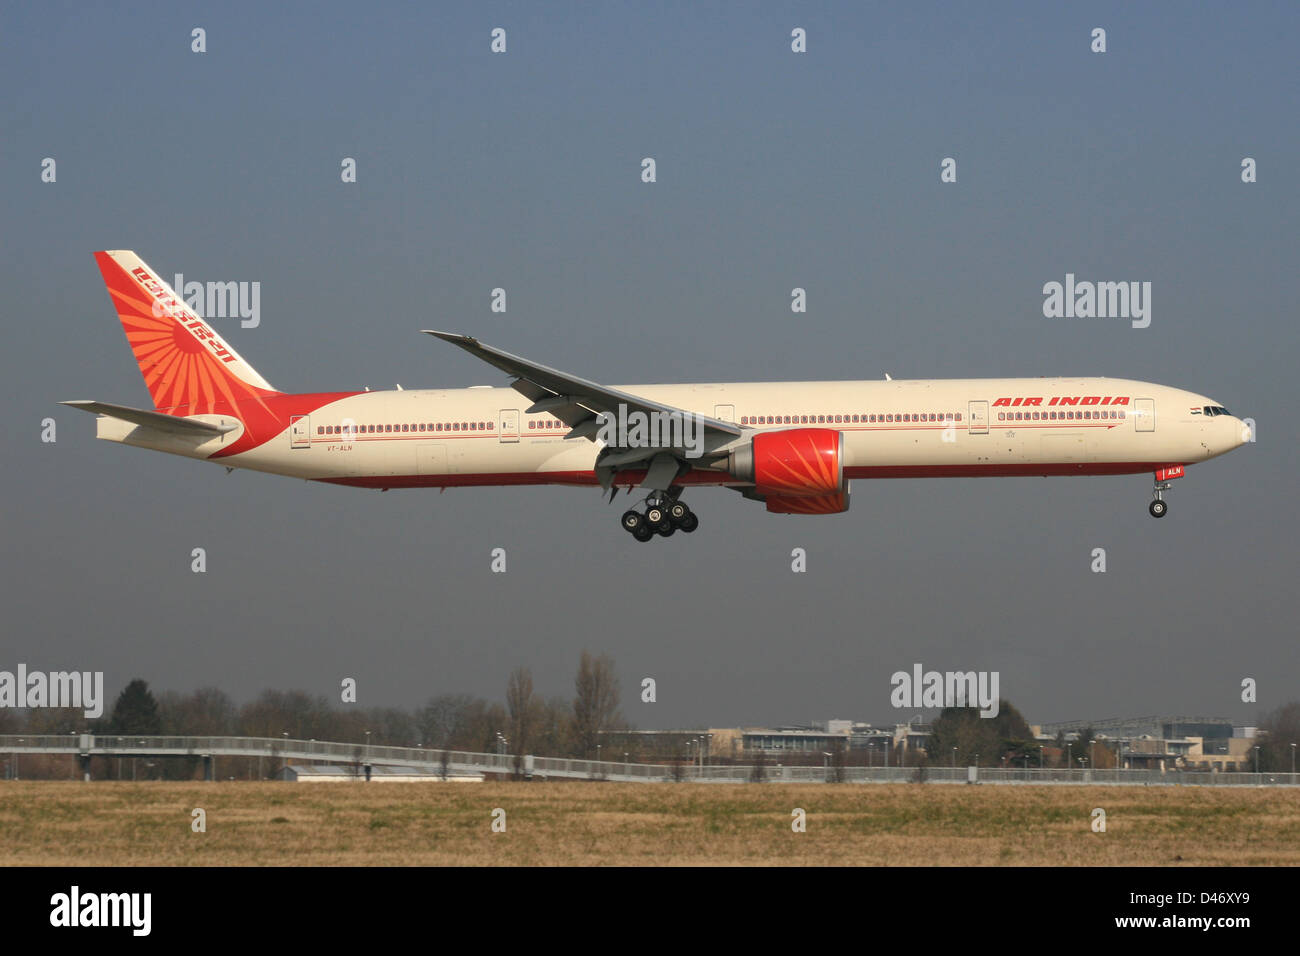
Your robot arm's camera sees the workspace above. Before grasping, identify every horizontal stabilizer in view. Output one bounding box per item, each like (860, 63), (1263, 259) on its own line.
(60, 400), (238, 437)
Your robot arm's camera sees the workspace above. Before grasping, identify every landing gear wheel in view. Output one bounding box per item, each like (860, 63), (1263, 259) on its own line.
(679, 513), (699, 533)
(657, 523), (676, 537)
(1149, 499), (1168, 518)
(621, 510), (645, 533)
(645, 505), (667, 529)
(669, 501), (690, 523)
(632, 524), (654, 542)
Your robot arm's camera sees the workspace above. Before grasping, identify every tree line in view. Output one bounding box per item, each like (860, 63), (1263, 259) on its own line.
(0, 651), (629, 779)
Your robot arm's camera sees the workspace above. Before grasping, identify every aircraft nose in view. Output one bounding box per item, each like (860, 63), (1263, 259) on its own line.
(1232, 416), (1253, 448)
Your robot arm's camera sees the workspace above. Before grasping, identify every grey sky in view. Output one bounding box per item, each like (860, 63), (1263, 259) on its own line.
(2, 2), (1296, 732)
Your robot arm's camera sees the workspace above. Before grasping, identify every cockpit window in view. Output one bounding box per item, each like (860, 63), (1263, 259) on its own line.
(1202, 405), (1231, 417)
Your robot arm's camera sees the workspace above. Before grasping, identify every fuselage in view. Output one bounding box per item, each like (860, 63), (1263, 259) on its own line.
(97, 376), (1248, 490)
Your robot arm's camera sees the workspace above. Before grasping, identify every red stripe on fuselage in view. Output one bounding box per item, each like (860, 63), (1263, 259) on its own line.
(171, 391), (364, 457)
(316, 460), (1181, 490)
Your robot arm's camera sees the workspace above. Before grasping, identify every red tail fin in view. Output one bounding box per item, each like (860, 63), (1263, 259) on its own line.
(94, 250), (279, 411)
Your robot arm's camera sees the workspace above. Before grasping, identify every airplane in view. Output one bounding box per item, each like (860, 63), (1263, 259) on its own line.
(63, 251), (1250, 541)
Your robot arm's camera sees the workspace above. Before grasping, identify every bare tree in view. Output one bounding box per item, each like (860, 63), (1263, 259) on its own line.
(572, 651), (622, 757)
(1259, 702), (1300, 772)
(534, 696), (575, 757)
(506, 666), (537, 758)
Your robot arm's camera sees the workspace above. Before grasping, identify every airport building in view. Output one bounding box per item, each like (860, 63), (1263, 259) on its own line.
(612, 714), (1269, 772)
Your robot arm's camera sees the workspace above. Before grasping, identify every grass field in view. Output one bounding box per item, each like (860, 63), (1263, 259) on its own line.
(2, 781), (1297, 866)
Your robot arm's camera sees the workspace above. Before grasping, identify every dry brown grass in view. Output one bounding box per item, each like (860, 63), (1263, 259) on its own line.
(1, 781), (1297, 866)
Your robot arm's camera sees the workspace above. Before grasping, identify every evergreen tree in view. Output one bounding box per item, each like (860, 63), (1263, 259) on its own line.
(107, 679), (161, 735)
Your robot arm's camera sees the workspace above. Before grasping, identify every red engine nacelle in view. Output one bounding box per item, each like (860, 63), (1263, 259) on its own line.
(728, 428), (846, 499)
(765, 491), (850, 515)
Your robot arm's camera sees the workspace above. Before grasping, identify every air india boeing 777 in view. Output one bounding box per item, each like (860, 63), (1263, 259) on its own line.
(64, 251), (1249, 541)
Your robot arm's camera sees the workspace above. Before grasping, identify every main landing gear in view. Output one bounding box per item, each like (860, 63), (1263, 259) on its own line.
(620, 492), (698, 542)
(1149, 477), (1171, 518)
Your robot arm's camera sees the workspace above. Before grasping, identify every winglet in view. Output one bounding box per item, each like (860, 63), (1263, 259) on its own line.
(421, 330), (478, 346)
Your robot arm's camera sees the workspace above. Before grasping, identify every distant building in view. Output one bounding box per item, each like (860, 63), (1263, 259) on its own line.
(1041, 715), (1233, 742)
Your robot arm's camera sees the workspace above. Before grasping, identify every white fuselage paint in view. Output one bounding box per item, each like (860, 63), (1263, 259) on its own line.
(98, 377), (1247, 488)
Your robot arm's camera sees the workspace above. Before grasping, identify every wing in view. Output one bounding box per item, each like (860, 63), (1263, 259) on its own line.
(422, 331), (744, 490)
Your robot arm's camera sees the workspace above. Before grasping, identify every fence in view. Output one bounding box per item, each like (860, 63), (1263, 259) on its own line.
(0, 735), (1294, 786)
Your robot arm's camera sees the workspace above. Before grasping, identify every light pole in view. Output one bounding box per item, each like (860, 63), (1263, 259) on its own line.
(624, 752), (629, 777)
(822, 751), (832, 783)
(1291, 742), (1296, 779)
(951, 747), (957, 770)
(1039, 745), (1044, 770)
(1254, 745), (1260, 777)
(1067, 743), (1072, 771)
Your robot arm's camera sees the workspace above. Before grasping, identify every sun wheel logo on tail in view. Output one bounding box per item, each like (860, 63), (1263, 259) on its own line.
(727, 428), (850, 515)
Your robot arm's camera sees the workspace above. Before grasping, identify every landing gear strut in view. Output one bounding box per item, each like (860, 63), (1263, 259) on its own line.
(620, 489), (698, 541)
(1149, 478), (1171, 518)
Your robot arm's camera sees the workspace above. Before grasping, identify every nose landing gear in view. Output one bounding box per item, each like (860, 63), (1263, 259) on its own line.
(1149, 476), (1173, 518)
(621, 491), (697, 541)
